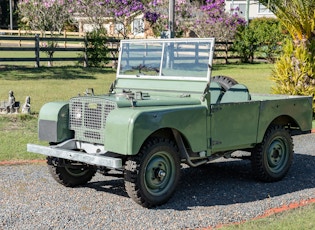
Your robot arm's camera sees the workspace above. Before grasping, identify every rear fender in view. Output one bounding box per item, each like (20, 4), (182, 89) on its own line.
(256, 98), (312, 143)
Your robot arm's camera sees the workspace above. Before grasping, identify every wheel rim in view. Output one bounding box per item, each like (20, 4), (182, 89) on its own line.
(266, 137), (288, 173)
(144, 151), (176, 196)
(65, 166), (89, 177)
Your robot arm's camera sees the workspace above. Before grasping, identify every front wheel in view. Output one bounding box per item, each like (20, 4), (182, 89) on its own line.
(47, 157), (96, 187)
(124, 138), (181, 208)
(251, 125), (293, 182)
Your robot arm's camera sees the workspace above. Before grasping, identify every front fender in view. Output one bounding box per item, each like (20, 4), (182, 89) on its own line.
(105, 106), (207, 155)
(38, 101), (74, 143)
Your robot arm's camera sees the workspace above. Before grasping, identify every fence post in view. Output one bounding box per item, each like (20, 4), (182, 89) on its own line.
(83, 36), (88, 67)
(35, 34), (40, 68)
(225, 40), (229, 64)
(18, 29), (21, 47)
(64, 30), (67, 48)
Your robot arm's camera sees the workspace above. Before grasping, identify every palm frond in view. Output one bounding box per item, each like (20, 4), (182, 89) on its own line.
(259, 0), (315, 41)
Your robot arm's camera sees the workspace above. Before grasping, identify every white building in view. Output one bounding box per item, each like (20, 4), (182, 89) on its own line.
(75, 15), (151, 38)
(225, 0), (276, 20)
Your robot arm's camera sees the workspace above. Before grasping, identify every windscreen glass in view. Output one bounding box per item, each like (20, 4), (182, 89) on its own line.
(118, 39), (214, 80)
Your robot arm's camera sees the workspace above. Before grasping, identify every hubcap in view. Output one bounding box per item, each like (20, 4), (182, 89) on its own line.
(267, 138), (288, 173)
(65, 165), (89, 177)
(157, 169), (166, 178)
(145, 151), (175, 196)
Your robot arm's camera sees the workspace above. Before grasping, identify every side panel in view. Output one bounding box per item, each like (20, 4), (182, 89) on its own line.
(38, 102), (73, 143)
(210, 101), (260, 152)
(104, 109), (135, 154)
(105, 106), (207, 155)
(256, 97), (313, 142)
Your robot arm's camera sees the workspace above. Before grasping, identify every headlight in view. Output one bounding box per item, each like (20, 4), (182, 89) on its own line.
(74, 108), (82, 119)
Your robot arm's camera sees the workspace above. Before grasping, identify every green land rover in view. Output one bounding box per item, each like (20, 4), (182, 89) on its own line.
(28, 38), (312, 208)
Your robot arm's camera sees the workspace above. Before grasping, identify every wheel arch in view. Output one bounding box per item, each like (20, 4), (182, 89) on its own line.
(148, 128), (175, 141)
(140, 128), (192, 159)
(257, 115), (301, 143)
(270, 115), (299, 129)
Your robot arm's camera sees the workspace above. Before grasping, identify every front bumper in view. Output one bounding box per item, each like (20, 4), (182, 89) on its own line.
(27, 144), (123, 169)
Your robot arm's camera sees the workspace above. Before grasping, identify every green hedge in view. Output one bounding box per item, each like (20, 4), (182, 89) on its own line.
(233, 17), (288, 63)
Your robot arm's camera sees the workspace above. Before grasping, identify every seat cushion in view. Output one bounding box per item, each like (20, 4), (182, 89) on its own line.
(220, 84), (251, 103)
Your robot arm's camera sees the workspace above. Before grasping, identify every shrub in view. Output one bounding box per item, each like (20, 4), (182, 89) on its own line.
(233, 18), (287, 63)
(251, 17), (287, 63)
(85, 28), (110, 67)
(233, 26), (258, 63)
(271, 39), (315, 114)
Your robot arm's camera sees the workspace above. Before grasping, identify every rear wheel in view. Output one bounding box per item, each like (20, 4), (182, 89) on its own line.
(124, 138), (180, 208)
(47, 157), (96, 187)
(251, 125), (293, 182)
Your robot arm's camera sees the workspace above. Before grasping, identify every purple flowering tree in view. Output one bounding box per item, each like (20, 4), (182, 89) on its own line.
(144, 0), (245, 39)
(19, 0), (246, 41)
(19, 0), (72, 34)
(194, 0), (246, 40)
(73, 0), (145, 38)
(18, 0), (74, 66)
(144, 0), (199, 37)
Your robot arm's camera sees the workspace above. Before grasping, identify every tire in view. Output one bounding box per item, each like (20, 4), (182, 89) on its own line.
(47, 157), (96, 187)
(124, 138), (181, 208)
(211, 75), (238, 91)
(251, 125), (293, 182)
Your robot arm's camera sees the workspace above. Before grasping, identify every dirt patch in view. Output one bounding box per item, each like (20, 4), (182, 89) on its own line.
(257, 198), (315, 218)
(0, 159), (46, 166)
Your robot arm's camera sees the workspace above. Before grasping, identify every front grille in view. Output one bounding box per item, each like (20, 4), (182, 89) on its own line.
(84, 131), (101, 140)
(84, 103), (102, 129)
(70, 101), (82, 127)
(69, 97), (117, 144)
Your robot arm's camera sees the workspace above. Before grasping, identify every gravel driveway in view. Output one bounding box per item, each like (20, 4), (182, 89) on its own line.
(1, 133), (315, 229)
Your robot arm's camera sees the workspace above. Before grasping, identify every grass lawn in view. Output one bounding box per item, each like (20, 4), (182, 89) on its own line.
(0, 66), (116, 161)
(212, 63), (275, 93)
(0, 51), (84, 67)
(220, 202), (315, 230)
(0, 67), (116, 112)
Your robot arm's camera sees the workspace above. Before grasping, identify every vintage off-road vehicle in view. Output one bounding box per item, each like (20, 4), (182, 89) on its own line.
(28, 38), (312, 208)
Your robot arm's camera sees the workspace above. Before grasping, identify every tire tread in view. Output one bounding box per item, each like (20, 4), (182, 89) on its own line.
(251, 125), (293, 182)
(124, 137), (180, 208)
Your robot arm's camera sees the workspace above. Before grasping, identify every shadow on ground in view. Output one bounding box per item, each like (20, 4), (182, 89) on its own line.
(0, 66), (115, 80)
(84, 152), (315, 211)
